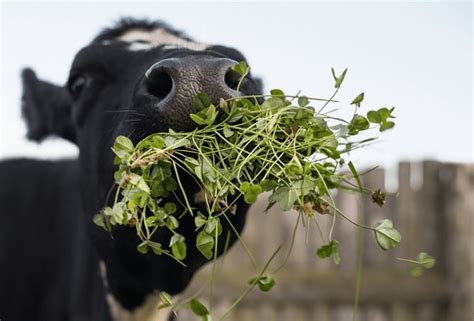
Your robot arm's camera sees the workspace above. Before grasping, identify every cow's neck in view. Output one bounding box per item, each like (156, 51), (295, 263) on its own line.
(99, 261), (173, 321)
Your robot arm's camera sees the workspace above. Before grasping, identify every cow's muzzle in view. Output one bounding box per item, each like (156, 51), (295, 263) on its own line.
(143, 56), (241, 131)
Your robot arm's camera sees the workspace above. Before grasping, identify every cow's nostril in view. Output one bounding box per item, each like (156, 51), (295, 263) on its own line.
(146, 69), (173, 100)
(224, 68), (242, 91)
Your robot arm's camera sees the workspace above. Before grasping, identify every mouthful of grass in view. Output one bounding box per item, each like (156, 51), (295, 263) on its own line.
(94, 63), (434, 318)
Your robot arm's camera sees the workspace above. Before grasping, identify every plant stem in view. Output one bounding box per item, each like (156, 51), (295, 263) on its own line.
(352, 198), (365, 321)
(218, 245), (282, 321)
(396, 258), (421, 265)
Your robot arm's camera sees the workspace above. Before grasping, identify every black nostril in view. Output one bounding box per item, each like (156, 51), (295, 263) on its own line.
(224, 68), (242, 91)
(146, 67), (173, 99)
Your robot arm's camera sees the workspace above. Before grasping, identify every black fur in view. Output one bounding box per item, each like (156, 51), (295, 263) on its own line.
(22, 68), (76, 142)
(92, 17), (192, 44)
(1, 17), (262, 321)
(0, 159), (110, 321)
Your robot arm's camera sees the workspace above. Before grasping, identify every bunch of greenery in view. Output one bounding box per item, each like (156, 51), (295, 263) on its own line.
(94, 63), (434, 320)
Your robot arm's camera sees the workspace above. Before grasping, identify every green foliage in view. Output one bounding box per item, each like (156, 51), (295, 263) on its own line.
(248, 275), (276, 292)
(158, 291), (173, 310)
(348, 161), (363, 192)
(417, 252), (436, 269)
(112, 136), (134, 159)
(398, 252), (436, 277)
(367, 107), (396, 132)
(348, 115), (370, 135)
(190, 104), (218, 126)
(232, 61), (249, 77)
(189, 298), (210, 320)
(351, 92), (365, 107)
(232, 61), (250, 92)
(196, 230), (214, 260)
(92, 65), (424, 319)
(316, 240), (341, 265)
(269, 186), (298, 211)
(240, 182), (263, 204)
(374, 219), (402, 251)
(100, 72), (398, 259)
(170, 234), (186, 260)
(193, 92), (212, 111)
(331, 67), (348, 89)
(270, 89), (285, 97)
(297, 96), (309, 107)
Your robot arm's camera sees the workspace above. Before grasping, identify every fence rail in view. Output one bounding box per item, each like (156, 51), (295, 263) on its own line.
(177, 161), (473, 321)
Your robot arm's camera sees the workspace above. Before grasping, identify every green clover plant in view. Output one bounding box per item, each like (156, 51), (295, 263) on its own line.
(94, 65), (434, 320)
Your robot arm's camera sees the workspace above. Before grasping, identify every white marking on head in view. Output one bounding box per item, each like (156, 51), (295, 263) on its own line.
(128, 42), (155, 51)
(161, 44), (184, 51)
(116, 28), (208, 51)
(99, 261), (175, 321)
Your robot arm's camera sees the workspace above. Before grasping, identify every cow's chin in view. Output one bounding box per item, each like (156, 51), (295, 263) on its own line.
(88, 138), (216, 308)
(99, 196), (201, 305)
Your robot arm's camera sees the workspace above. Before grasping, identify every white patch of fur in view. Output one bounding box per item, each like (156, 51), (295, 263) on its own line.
(99, 261), (174, 321)
(161, 44), (184, 51)
(117, 28), (208, 51)
(128, 42), (155, 51)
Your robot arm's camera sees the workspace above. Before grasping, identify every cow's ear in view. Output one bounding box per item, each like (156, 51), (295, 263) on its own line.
(21, 68), (76, 143)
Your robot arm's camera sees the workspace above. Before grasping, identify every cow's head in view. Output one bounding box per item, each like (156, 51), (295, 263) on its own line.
(23, 17), (262, 153)
(22, 18), (262, 311)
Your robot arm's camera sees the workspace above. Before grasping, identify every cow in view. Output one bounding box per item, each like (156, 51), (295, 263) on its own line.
(0, 17), (263, 321)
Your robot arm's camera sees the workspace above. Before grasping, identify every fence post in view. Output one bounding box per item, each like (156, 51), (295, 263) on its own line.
(441, 164), (473, 321)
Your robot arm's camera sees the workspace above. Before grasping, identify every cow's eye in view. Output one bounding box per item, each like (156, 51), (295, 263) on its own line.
(69, 75), (91, 99)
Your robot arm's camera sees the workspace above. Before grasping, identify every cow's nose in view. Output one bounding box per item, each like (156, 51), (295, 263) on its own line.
(144, 57), (241, 131)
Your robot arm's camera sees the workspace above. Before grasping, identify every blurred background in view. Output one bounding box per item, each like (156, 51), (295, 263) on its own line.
(1, 1), (472, 321)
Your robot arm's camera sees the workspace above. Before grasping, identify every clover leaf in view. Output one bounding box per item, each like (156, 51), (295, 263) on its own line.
(240, 182), (263, 204)
(331, 67), (348, 89)
(374, 219), (401, 251)
(350, 92), (364, 107)
(248, 275), (276, 292)
(316, 239), (341, 265)
(196, 230), (214, 260)
(232, 61), (249, 77)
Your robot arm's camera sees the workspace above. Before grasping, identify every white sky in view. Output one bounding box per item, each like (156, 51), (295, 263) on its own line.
(1, 1), (472, 180)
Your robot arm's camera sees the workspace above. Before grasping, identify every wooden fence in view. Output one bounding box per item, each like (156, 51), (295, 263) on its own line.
(176, 161), (473, 321)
